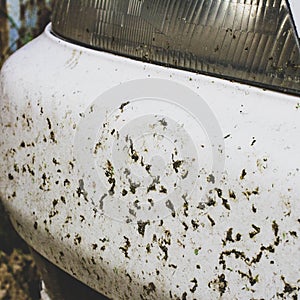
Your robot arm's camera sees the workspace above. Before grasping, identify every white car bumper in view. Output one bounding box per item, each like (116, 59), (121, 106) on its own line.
(0, 24), (299, 299)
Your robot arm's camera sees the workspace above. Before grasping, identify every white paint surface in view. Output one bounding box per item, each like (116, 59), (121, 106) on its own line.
(0, 24), (299, 299)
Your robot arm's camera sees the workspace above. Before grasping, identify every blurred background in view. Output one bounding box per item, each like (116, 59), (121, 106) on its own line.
(1, 1), (53, 299)
(0, 0), (53, 67)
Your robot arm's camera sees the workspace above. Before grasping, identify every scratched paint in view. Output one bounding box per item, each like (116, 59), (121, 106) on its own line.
(0, 25), (299, 300)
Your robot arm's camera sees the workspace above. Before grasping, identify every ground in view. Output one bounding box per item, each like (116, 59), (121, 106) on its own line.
(0, 249), (40, 300)
(0, 201), (41, 300)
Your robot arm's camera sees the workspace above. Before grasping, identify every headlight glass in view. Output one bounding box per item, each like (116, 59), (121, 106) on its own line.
(52, 0), (300, 95)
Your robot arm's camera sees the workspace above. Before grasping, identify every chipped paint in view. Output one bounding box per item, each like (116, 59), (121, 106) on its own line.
(0, 25), (300, 299)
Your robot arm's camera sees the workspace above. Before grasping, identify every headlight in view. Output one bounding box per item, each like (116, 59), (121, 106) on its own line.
(52, 0), (300, 96)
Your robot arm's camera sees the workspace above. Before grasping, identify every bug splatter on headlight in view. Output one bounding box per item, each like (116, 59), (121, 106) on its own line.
(52, 0), (300, 95)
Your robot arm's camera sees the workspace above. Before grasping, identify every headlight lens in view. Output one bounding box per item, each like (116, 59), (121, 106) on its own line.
(52, 0), (300, 95)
